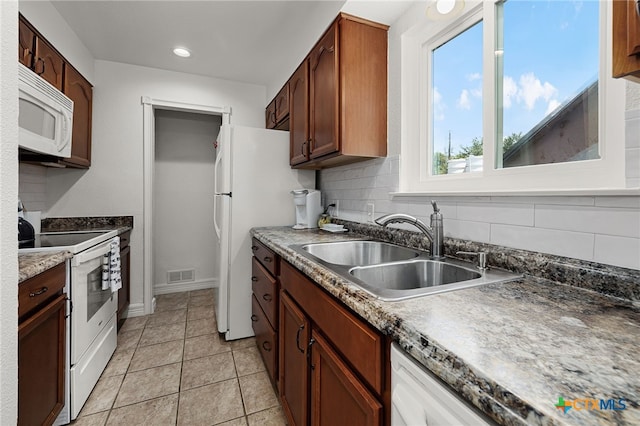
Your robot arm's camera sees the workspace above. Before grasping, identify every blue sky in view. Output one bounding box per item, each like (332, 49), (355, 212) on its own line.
(431, 0), (599, 157)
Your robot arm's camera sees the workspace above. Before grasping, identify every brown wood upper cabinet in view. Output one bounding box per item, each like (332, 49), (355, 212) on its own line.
(613, 0), (640, 81)
(265, 84), (290, 130)
(284, 13), (388, 169)
(18, 14), (93, 168)
(289, 59), (310, 165)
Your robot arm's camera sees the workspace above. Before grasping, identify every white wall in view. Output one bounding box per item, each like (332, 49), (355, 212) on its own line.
(319, 3), (640, 271)
(44, 60), (266, 311)
(0, 1), (19, 423)
(153, 109), (220, 292)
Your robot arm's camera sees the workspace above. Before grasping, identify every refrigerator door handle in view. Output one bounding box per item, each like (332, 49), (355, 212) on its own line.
(214, 149), (223, 195)
(213, 194), (221, 240)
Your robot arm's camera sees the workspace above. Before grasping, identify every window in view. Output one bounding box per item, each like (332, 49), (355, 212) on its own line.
(402, 0), (627, 194)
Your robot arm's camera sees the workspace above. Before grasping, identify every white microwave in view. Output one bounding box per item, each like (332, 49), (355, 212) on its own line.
(18, 62), (73, 157)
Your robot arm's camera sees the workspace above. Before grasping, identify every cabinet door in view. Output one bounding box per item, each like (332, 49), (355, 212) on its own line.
(18, 17), (35, 68)
(279, 291), (310, 426)
(18, 294), (66, 426)
(275, 84), (290, 124)
(289, 59), (310, 166)
(613, 0), (640, 79)
(118, 244), (130, 324)
(627, 0), (640, 56)
(63, 66), (92, 168)
(35, 38), (65, 91)
(309, 24), (339, 159)
(266, 100), (277, 129)
(310, 331), (382, 426)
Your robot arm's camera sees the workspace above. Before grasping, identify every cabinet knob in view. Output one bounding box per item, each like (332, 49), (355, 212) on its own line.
(251, 276), (258, 282)
(263, 256), (272, 263)
(251, 314), (259, 322)
(251, 245), (258, 252)
(262, 293), (273, 302)
(262, 341), (272, 352)
(29, 286), (48, 297)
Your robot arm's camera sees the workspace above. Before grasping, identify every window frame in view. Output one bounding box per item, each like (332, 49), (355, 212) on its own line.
(400, 0), (628, 195)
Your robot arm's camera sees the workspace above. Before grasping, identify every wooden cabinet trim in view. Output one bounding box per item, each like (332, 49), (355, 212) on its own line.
(613, 0), (640, 80)
(280, 261), (384, 395)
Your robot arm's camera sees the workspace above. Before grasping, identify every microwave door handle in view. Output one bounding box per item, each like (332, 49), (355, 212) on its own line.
(72, 243), (112, 266)
(59, 109), (72, 153)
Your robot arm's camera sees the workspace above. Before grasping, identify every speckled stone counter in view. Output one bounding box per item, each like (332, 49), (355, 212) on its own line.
(251, 226), (640, 426)
(18, 251), (72, 283)
(41, 216), (133, 232)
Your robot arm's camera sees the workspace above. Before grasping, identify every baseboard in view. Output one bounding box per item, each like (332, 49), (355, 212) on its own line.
(154, 278), (217, 295)
(124, 303), (146, 318)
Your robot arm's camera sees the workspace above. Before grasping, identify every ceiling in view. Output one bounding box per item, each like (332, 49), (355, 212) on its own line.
(49, 1), (415, 90)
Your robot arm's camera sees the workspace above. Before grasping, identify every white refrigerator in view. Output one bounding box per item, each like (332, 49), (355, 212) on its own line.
(213, 124), (315, 340)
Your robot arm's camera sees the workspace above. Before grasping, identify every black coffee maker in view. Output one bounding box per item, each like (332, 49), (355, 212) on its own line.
(18, 200), (35, 248)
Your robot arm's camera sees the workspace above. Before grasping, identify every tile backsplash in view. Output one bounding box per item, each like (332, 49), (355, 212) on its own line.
(319, 153), (640, 271)
(18, 163), (46, 213)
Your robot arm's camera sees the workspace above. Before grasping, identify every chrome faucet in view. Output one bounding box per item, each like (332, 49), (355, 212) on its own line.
(375, 201), (445, 259)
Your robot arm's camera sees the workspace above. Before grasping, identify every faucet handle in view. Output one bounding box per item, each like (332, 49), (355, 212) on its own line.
(456, 251), (487, 270)
(431, 200), (439, 213)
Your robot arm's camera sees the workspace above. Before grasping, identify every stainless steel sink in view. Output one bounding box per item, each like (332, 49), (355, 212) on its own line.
(350, 259), (481, 290)
(301, 240), (421, 266)
(290, 240), (521, 301)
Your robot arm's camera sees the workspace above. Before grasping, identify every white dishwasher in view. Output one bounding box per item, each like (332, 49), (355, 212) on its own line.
(391, 343), (494, 426)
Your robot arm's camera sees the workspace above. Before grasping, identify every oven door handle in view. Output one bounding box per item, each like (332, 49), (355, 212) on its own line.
(72, 243), (112, 266)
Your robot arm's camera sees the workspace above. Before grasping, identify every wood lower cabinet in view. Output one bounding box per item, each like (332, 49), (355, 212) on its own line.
(279, 260), (387, 426)
(117, 230), (131, 328)
(311, 331), (382, 426)
(18, 262), (67, 426)
(279, 292), (310, 426)
(613, 0), (640, 81)
(251, 238), (280, 389)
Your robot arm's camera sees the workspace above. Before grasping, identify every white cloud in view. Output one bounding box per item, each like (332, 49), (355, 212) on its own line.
(467, 72), (481, 82)
(458, 89), (471, 110)
(471, 88), (482, 98)
(503, 76), (518, 108)
(433, 87), (445, 121)
(546, 99), (561, 115)
(517, 72), (557, 111)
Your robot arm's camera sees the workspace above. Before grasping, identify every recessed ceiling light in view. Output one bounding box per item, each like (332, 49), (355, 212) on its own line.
(426, 0), (465, 20)
(173, 47), (191, 58)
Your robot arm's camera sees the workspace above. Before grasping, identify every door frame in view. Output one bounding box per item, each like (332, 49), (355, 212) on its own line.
(141, 96), (231, 315)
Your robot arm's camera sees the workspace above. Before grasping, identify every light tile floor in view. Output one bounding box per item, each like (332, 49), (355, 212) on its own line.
(71, 289), (287, 426)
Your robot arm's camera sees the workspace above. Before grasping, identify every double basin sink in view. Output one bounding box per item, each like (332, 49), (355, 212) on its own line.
(291, 240), (520, 301)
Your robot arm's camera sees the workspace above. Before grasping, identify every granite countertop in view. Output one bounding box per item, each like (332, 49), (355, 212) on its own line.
(251, 226), (640, 426)
(18, 251), (72, 283)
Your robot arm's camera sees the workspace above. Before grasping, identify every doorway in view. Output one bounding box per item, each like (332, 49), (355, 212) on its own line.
(142, 97), (230, 315)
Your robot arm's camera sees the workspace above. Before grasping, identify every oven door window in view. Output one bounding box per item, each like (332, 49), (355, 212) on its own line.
(86, 260), (112, 322)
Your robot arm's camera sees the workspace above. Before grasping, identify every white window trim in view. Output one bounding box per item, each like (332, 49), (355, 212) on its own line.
(399, 0), (632, 196)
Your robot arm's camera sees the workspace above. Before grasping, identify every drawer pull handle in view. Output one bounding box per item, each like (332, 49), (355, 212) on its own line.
(251, 314), (259, 322)
(262, 341), (272, 352)
(295, 324), (305, 353)
(262, 294), (273, 302)
(251, 276), (258, 282)
(251, 245), (258, 252)
(29, 287), (48, 297)
(263, 256), (273, 263)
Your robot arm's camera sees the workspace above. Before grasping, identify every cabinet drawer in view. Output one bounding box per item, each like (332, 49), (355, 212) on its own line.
(252, 295), (278, 384)
(251, 238), (278, 276)
(252, 257), (278, 329)
(281, 261), (384, 395)
(19, 262), (66, 319)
